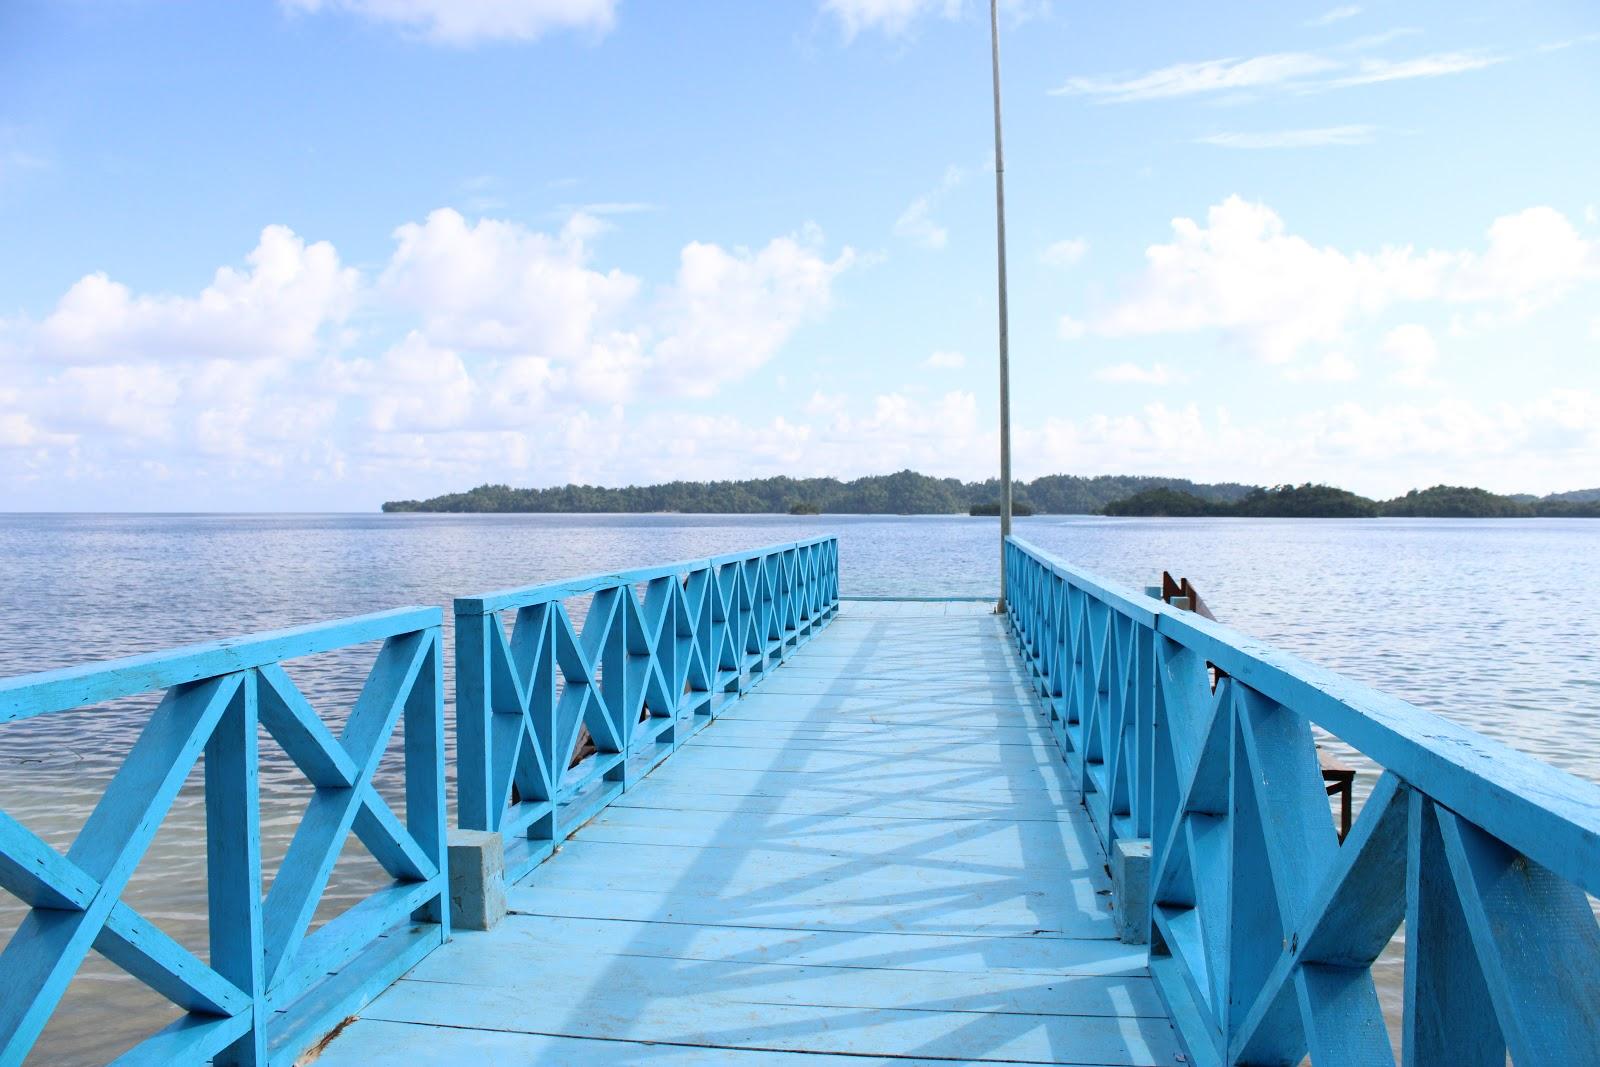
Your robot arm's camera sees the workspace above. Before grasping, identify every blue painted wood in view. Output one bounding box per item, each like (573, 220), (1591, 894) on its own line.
(0, 609), (448, 1067)
(321, 601), (1180, 1065)
(314, 1018), (1135, 1067)
(454, 537), (840, 882)
(1004, 534), (1600, 1065)
(0, 607), (439, 724)
(203, 672), (266, 1067)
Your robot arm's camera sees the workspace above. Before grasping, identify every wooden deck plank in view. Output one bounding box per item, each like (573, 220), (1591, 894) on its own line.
(683, 718), (1050, 745)
(653, 737), (1074, 772)
(568, 807), (1102, 870)
(715, 695), (1042, 726)
(411, 913), (1150, 978)
(397, 931), (1169, 1017)
(312, 1018), (1032, 1067)
(323, 601), (1177, 1064)
(361, 981), (1178, 1065)
(504, 883), (1114, 939)
(619, 762), (1078, 804)
(612, 785), (1086, 824)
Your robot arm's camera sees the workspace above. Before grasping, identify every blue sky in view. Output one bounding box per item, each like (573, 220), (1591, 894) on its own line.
(2, 0), (1598, 510)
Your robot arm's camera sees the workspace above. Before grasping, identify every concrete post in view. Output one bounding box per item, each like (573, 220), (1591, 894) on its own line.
(1112, 838), (1152, 945)
(447, 828), (507, 931)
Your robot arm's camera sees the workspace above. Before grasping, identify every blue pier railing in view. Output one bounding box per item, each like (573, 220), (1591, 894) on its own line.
(455, 536), (840, 881)
(1004, 535), (1600, 1066)
(0, 608), (448, 1067)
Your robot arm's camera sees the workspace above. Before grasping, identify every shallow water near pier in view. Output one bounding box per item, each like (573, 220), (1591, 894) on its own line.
(1, 512), (1596, 1063)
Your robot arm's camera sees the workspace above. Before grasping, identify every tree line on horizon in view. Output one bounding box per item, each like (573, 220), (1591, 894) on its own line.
(1103, 483), (1600, 518)
(382, 471), (1600, 518)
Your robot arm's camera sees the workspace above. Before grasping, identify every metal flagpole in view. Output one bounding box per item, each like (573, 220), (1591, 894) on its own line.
(989, 0), (1014, 614)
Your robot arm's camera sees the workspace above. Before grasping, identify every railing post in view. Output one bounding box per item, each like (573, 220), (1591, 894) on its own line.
(454, 608), (496, 833)
(408, 632), (449, 930)
(1405, 791), (1504, 1065)
(206, 671), (265, 1067)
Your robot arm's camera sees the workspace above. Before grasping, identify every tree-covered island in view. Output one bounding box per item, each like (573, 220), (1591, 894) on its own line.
(383, 472), (1600, 518)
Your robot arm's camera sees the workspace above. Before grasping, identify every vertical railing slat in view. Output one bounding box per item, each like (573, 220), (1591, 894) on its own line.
(206, 672), (265, 1067)
(452, 538), (839, 886)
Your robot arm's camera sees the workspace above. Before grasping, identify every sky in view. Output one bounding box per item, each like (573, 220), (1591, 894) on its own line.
(2, 0), (1598, 510)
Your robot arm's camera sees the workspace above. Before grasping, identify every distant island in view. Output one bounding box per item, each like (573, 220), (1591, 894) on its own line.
(384, 472), (1254, 515)
(382, 471), (1600, 518)
(1104, 483), (1600, 518)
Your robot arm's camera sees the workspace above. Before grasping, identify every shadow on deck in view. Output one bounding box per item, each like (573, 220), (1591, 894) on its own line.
(315, 600), (1178, 1065)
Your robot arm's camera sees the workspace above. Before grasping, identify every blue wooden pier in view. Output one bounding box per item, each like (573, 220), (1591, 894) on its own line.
(2, 534), (1598, 1065)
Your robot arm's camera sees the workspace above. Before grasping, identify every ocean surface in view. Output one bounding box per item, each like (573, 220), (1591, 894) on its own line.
(1, 513), (1596, 1063)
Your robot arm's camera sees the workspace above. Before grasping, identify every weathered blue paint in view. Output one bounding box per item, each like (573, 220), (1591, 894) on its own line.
(454, 536), (840, 881)
(1004, 535), (1600, 1066)
(0, 609), (449, 1067)
(313, 598), (1181, 1066)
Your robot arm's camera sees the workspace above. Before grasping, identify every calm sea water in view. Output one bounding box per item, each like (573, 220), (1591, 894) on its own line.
(1, 513), (1596, 1062)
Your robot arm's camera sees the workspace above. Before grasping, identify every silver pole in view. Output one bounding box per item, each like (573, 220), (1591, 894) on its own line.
(989, 0), (1014, 615)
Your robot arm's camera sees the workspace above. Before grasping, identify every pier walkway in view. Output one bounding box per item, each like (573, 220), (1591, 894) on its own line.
(317, 600), (1180, 1065)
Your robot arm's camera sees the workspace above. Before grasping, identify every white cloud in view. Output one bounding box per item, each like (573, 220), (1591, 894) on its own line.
(0, 207), (857, 501)
(807, 390), (990, 477)
(894, 166), (964, 250)
(925, 350), (966, 369)
(0, 413), (45, 448)
(806, 391), (847, 417)
(36, 226), (357, 365)
(1079, 196), (1596, 363)
(651, 227), (855, 396)
(1308, 5), (1360, 27)
(1285, 351), (1358, 382)
(425, 391), (988, 486)
(1340, 28), (1422, 50)
(381, 208), (639, 360)
(1086, 197), (1441, 362)
(1022, 390), (1600, 497)
(353, 332), (477, 432)
(1057, 46), (1507, 103)
(1054, 52), (1339, 102)
(281, 0), (617, 45)
(1448, 206), (1595, 319)
(342, 386), (1600, 498)
(823, 0), (961, 38)
(11, 191), (1592, 507)
(1094, 361), (1183, 385)
(0, 383), (74, 451)
(821, 0), (1047, 38)
(1380, 324), (1438, 387)
(1041, 238), (1088, 267)
(1196, 125), (1376, 149)
(377, 211), (853, 404)
(53, 364), (183, 440)
(1322, 50), (1503, 89)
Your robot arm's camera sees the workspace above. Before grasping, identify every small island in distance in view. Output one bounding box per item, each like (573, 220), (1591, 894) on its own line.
(383, 471), (1600, 518)
(1104, 483), (1600, 518)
